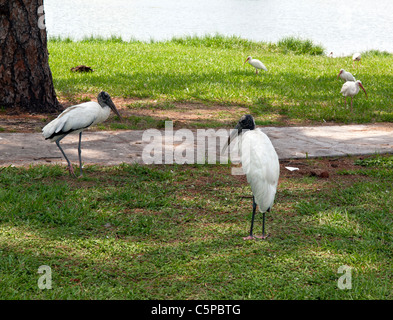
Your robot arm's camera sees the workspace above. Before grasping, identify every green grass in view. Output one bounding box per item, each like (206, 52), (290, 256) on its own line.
(277, 36), (325, 55)
(1, 155), (393, 299)
(354, 154), (393, 168)
(47, 35), (393, 125)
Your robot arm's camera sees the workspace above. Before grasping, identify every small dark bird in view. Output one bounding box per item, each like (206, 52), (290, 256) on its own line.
(71, 65), (94, 73)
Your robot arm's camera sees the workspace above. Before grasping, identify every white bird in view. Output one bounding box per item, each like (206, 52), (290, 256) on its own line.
(352, 52), (361, 68)
(340, 80), (368, 112)
(337, 69), (356, 82)
(42, 91), (121, 176)
(222, 115), (280, 240)
(244, 56), (268, 74)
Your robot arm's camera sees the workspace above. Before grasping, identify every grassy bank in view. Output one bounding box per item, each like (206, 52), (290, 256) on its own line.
(47, 35), (393, 125)
(1, 155), (393, 299)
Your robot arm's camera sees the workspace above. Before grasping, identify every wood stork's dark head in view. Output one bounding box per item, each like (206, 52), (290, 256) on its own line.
(235, 114), (256, 132)
(222, 114), (256, 153)
(97, 91), (122, 119)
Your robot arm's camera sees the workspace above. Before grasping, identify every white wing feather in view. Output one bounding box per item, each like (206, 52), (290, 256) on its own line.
(240, 129), (280, 212)
(340, 81), (357, 97)
(340, 70), (356, 82)
(42, 102), (101, 140)
(250, 59), (268, 71)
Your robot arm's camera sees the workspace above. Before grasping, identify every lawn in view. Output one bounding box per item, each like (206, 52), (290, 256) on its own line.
(1, 36), (392, 300)
(0, 155), (392, 299)
(46, 35), (393, 127)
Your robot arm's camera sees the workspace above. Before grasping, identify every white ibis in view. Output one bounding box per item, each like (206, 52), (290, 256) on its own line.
(352, 52), (361, 68)
(340, 80), (368, 112)
(42, 91), (121, 177)
(337, 69), (356, 82)
(244, 56), (268, 74)
(222, 115), (280, 240)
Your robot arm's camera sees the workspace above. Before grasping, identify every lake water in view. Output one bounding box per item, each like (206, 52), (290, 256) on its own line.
(44, 0), (393, 56)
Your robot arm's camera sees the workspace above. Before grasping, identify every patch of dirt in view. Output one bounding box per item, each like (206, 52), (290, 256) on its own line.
(0, 113), (49, 133)
(280, 157), (359, 178)
(0, 96), (335, 133)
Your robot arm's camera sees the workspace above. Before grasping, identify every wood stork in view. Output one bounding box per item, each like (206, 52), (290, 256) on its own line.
(340, 80), (368, 112)
(337, 69), (356, 82)
(352, 52), (361, 68)
(244, 56), (268, 74)
(222, 115), (280, 240)
(42, 91), (121, 177)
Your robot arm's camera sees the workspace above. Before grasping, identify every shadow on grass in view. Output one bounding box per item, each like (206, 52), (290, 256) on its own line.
(1, 161), (393, 299)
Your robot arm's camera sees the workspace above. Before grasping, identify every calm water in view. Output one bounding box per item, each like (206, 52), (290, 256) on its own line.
(44, 0), (393, 56)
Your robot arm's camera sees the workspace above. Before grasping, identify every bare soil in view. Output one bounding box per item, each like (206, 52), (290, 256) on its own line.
(1, 97), (390, 175)
(0, 97), (332, 133)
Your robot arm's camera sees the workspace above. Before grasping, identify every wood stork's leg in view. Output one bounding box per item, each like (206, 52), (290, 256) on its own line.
(243, 196), (257, 240)
(256, 69), (258, 75)
(243, 196), (269, 240)
(253, 209), (269, 240)
(55, 138), (75, 176)
(343, 97), (347, 109)
(261, 209), (270, 239)
(350, 97), (353, 113)
(77, 132), (83, 177)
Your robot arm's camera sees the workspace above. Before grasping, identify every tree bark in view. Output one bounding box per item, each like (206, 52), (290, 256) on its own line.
(0, 0), (61, 113)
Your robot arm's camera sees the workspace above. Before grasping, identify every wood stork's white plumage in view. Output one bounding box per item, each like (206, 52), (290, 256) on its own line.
(352, 52), (361, 68)
(337, 69), (356, 82)
(42, 91), (121, 176)
(244, 56), (268, 74)
(222, 115), (280, 240)
(340, 80), (368, 112)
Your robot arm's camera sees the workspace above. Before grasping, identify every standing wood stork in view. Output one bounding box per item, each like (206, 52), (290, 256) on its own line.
(352, 52), (361, 68)
(222, 115), (280, 240)
(42, 91), (121, 177)
(340, 80), (368, 112)
(244, 56), (268, 74)
(337, 69), (356, 82)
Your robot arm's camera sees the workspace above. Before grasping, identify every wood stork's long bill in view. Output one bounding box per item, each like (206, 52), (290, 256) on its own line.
(222, 114), (255, 154)
(223, 114), (280, 240)
(98, 91), (122, 119)
(42, 91), (121, 177)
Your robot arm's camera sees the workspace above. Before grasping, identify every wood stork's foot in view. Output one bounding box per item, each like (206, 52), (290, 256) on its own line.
(243, 234), (268, 240)
(67, 165), (76, 177)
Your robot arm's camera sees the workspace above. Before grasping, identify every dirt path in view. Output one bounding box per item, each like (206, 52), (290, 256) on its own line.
(1, 123), (393, 168)
(1, 99), (393, 167)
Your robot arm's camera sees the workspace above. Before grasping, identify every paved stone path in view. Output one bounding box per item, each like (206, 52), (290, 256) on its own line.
(1, 124), (392, 167)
